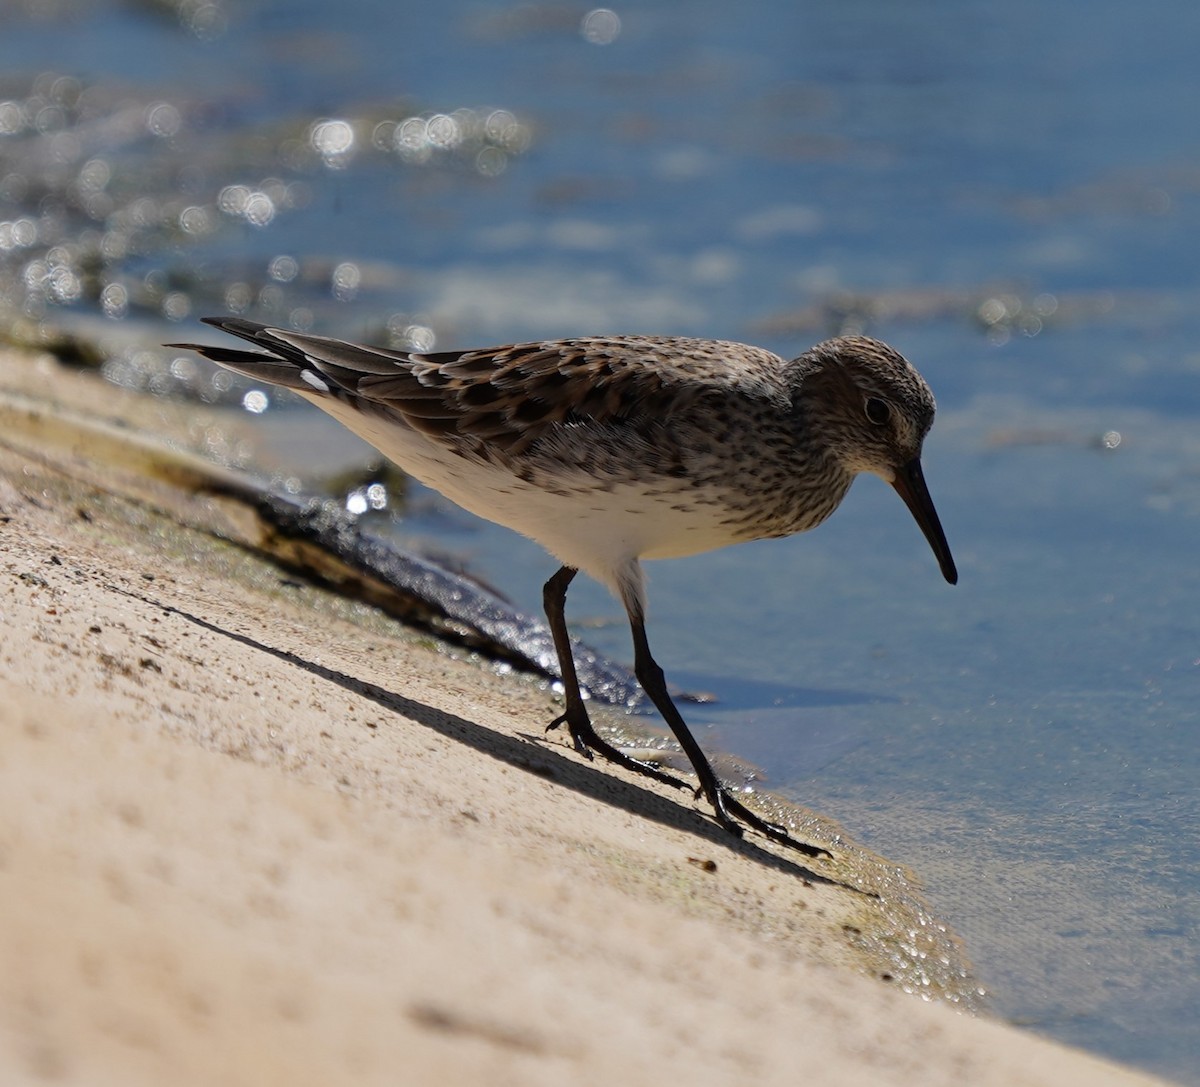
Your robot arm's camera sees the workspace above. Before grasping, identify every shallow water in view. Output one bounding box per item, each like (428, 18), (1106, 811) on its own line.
(3, 0), (1198, 1079)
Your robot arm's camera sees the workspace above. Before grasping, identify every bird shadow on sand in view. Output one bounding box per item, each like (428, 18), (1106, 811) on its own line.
(118, 585), (861, 892)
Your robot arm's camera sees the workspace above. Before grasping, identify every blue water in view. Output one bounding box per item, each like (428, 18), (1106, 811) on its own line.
(3, 0), (1199, 1080)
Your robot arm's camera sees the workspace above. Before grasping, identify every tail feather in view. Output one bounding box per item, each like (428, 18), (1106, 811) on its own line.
(166, 318), (419, 394)
(167, 319), (331, 391)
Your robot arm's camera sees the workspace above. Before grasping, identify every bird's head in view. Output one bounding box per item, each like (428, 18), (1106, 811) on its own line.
(795, 335), (957, 585)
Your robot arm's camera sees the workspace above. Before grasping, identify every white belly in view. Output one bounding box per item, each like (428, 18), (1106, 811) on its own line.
(308, 394), (745, 597)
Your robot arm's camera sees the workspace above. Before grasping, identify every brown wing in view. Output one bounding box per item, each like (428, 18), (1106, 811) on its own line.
(177, 319), (788, 458)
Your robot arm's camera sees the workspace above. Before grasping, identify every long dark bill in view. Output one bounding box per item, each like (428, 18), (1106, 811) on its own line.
(891, 458), (958, 585)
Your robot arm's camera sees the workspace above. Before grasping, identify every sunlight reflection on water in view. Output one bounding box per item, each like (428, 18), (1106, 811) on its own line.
(2, 1), (1199, 1079)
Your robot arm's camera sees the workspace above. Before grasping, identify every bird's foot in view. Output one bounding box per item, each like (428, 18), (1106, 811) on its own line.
(546, 711), (829, 857)
(706, 786), (832, 859)
(547, 711), (687, 791)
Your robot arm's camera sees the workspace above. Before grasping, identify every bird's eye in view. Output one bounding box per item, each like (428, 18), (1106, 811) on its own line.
(864, 397), (891, 426)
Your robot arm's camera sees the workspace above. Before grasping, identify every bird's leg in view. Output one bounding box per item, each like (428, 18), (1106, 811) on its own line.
(542, 566), (685, 790)
(628, 617), (830, 859)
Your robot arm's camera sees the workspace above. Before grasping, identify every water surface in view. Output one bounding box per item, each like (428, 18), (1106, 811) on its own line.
(2, 1), (1198, 1079)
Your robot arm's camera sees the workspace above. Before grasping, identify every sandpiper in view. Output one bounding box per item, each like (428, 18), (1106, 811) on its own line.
(171, 319), (957, 856)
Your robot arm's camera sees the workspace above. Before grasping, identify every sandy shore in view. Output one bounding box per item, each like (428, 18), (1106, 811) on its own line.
(0, 348), (1171, 1086)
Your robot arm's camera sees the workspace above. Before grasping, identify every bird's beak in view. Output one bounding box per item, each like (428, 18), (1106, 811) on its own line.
(891, 458), (957, 585)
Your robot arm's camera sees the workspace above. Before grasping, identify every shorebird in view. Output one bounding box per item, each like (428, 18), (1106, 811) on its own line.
(172, 319), (957, 856)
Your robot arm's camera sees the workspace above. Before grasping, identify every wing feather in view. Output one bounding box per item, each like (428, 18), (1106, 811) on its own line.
(174, 319), (790, 460)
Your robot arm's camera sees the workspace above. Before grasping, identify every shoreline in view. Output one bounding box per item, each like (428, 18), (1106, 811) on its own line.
(0, 348), (1171, 1085)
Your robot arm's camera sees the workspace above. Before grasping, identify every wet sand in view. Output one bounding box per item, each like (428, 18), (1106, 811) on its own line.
(0, 348), (1172, 1086)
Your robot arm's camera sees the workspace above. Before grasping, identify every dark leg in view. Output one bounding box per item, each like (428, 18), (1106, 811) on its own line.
(542, 566), (684, 790)
(629, 616), (830, 859)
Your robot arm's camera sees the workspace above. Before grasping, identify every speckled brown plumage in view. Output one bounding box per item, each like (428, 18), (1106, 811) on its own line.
(170, 317), (957, 855)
